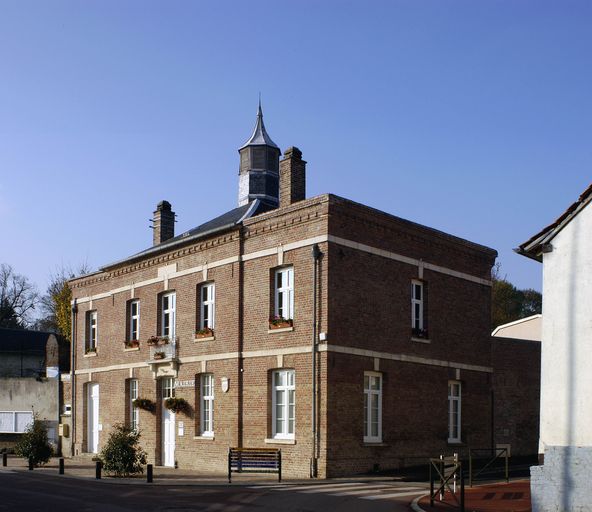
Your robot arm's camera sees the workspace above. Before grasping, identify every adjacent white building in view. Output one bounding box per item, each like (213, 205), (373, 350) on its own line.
(492, 314), (542, 342)
(517, 183), (592, 512)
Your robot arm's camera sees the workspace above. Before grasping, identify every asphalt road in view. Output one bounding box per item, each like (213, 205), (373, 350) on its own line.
(0, 470), (428, 512)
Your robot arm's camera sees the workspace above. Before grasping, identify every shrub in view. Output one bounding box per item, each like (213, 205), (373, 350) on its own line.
(100, 423), (147, 477)
(14, 418), (53, 467)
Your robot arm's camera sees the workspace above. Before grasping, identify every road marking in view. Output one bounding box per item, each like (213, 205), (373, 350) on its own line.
(331, 485), (423, 496)
(300, 484), (390, 494)
(275, 483), (366, 492)
(362, 490), (427, 500)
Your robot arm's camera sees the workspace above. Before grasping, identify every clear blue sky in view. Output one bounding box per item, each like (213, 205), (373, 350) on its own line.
(1, 1), (591, 303)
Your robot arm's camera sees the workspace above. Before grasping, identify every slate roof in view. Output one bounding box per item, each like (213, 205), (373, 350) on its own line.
(101, 200), (266, 271)
(516, 183), (592, 262)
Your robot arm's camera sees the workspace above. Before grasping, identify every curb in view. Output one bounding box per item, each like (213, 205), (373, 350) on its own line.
(410, 493), (428, 512)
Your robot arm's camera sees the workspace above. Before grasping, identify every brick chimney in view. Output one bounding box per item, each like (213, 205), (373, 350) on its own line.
(153, 200), (175, 245)
(279, 147), (306, 208)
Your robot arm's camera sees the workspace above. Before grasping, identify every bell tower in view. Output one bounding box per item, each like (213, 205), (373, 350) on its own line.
(238, 101), (281, 207)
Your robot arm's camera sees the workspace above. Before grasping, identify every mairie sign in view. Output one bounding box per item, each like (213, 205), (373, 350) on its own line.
(174, 379), (195, 388)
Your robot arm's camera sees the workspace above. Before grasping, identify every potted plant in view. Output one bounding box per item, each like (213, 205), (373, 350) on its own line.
(164, 397), (190, 415)
(195, 327), (214, 339)
(132, 398), (156, 413)
(124, 339), (139, 349)
(158, 336), (170, 345)
(85, 347), (97, 355)
(153, 351), (166, 360)
(269, 316), (293, 330)
(147, 336), (159, 346)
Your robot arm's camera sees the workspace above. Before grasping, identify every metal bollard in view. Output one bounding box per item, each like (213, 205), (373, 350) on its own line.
(95, 460), (102, 479)
(147, 464), (153, 483)
(28, 458), (34, 470)
(2, 453), (7, 467)
(59, 458), (64, 475)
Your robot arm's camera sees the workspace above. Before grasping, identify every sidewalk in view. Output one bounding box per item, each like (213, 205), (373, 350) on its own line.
(415, 479), (531, 512)
(0, 455), (412, 488)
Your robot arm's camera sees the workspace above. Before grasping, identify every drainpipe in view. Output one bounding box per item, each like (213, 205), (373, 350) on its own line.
(311, 244), (322, 478)
(71, 299), (77, 456)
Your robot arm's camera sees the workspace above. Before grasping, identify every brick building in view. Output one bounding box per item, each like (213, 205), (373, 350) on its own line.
(69, 105), (509, 478)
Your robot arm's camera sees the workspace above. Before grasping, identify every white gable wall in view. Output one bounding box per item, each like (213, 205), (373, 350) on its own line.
(540, 200), (592, 450)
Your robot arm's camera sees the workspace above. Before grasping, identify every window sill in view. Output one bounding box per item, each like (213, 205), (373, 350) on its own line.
(447, 441), (464, 446)
(194, 435), (215, 441)
(411, 337), (431, 344)
(194, 336), (215, 342)
(124, 346), (140, 352)
(268, 327), (294, 334)
(264, 438), (296, 445)
(363, 441), (387, 447)
(83, 352), (97, 358)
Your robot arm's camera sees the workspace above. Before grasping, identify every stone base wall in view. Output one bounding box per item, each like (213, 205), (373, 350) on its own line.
(531, 446), (592, 512)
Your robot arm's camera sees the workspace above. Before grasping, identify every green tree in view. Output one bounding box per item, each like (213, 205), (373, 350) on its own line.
(14, 417), (53, 467)
(38, 264), (89, 341)
(100, 423), (147, 477)
(491, 263), (542, 330)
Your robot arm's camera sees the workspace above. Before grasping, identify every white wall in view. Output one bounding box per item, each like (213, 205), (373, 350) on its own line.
(541, 202), (592, 450)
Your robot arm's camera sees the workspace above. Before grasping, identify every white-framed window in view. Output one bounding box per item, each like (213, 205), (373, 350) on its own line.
(129, 379), (139, 431)
(448, 381), (461, 443)
(411, 281), (424, 330)
(162, 377), (174, 399)
(129, 300), (140, 341)
(161, 292), (176, 340)
(86, 310), (98, 351)
(200, 283), (215, 330)
(200, 374), (214, 436)
(364, 372), (382, 443)
(272, 369), (295, 439)
(274, 267), (294, 320)
(0, 411), (33, 433)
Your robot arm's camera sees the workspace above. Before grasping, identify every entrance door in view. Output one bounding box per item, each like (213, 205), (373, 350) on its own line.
(161, 378), (175, 467)
(87, 383), (100, 453)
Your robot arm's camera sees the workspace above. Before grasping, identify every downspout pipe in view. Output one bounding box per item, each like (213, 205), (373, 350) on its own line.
(70, 299), (77, 456)
(311, 244), (322, 478)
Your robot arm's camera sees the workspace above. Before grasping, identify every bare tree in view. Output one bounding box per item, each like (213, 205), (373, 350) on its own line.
(0, 264), (39, 328)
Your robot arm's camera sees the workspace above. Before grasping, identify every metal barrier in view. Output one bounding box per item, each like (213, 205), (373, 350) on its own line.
(468, 447), (509, 487)
(429, 454), (464, 511)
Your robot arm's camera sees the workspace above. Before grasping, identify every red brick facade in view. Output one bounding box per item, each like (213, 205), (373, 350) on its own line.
(68, 186), (517, 477)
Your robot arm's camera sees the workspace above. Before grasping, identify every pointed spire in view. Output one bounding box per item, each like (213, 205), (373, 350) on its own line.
(239, 99), (279, 150)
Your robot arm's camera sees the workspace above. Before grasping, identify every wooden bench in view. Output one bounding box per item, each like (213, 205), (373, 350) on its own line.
(228, 447), (282, 483)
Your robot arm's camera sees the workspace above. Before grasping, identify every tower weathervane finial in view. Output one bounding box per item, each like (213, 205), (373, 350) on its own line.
(258, 93), (262, 116)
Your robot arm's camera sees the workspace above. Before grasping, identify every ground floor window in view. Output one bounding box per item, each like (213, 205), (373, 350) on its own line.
(448, 381), (461, 443)
(364, 372), (382, 443)
(0, 411), (33, 433)
(272, 369), (295, 439)
(200, 374), (214, 436)
(129, 379), (139, 431)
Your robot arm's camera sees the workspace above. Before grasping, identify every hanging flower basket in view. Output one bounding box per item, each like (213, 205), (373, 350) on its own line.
(133, 398), (156, 413)
(164, 397), (191, 415)
(269, 316), (293, 330)
(195, 327), (214, 339)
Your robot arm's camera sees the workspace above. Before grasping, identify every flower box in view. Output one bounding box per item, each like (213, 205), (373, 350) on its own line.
(153, 351), (166, 360)
(125, 340), (140, 349)
(85, 347), (96, 355)
(269, 317), (293, 330)
(411, 327), (429, 339)
(195, 328), (214, 339)
(147, 336), (170, 346)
